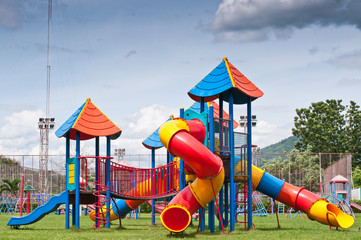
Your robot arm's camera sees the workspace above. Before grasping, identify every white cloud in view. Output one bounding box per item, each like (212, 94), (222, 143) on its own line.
(0, 105), (174, 168)
(0, 0), (18, 29)
(0, 1), (43, 29)
(251, 120), (293, 148)
(0, 110), (42, 154)
(124, 104), (177, 139)
(335, 78), (361, 87)
(210, 0), (361, 42)
(0, 109), (64, 156)
(328, 49), (361, 69)
(0, 106), (293, 166)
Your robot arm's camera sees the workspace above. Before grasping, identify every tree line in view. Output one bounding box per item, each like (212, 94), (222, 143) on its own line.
(263, 99), (361, 189)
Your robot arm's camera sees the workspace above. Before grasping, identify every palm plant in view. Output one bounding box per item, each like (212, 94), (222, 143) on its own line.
(0, 178), (21, 196)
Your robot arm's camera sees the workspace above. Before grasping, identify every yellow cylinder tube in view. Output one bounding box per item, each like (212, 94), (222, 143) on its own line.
(308, 199), (354, 229)
(251, 165), (265, 190)
(189, 168), (224, 207)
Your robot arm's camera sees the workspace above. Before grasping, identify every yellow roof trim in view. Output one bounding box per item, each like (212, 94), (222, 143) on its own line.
(223, 57), (236, 88)
(72, 98), (90, 128)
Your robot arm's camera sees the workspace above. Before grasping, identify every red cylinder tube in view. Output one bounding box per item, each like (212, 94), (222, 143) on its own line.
(276, 182), (300, 209)
(186, 119), (206, 143)
(169, 131), (222, 179)
(295, 188), (321, 213)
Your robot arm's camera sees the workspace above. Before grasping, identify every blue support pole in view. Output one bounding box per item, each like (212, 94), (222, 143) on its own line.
(167, 152), (173, 203)
(106, 136), (111, 228)
(247, 97), (253, 229)
(219, 95), (223, 153)
(199, 98), (205, 232)
(179, 108), (186, 190)
(95, 136), (99, 228)
(200, 207), (205, 232)
(75, 131), (80, 229)
(65, 132), (70, 229)
(167, 151), (170, 164)
(200, 98), (205, 113)
(151, 147), (155, 225)
(229, 92), (235, 231)
(218, 186), (224, 230)
(209, 106), (215, 232)
(218, 95), (225, 229)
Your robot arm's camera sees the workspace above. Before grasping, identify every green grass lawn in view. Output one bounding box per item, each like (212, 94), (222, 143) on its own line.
(0, 213), (360, 239)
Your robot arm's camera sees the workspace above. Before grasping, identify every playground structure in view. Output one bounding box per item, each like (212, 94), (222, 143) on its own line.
(6, 57), (356, 233)
(7, 98), (181, 229)
(330, 175), (350, 203)
(0, 193), (49, 215)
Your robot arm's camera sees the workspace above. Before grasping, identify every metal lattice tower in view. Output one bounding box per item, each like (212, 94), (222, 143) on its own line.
(38, 0), (54, 194)
(38, 118), (54, 193)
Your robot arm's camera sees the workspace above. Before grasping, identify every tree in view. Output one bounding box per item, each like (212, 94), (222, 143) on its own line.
(0, 156), (19, 165)
(292, 99), (361, 168)
(261, 148), (320, 192)
(0, 178), (21, 196)
(353, 166), (361, 189)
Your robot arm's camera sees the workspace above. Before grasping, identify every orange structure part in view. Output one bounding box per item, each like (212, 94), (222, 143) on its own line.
(227, 60), (263, 99)
(56, 98), (122, 140)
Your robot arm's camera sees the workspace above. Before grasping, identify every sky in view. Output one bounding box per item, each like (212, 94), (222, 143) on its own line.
(1, 0), (361, 167)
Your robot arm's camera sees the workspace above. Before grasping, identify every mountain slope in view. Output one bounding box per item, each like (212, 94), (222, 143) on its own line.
(261, 136), (300, 154)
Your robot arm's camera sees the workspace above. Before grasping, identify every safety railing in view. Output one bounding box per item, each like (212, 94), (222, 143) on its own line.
(96, 157), (180, 200)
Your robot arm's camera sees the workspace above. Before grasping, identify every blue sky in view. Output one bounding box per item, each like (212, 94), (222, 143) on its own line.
(1, 0), (361, 160)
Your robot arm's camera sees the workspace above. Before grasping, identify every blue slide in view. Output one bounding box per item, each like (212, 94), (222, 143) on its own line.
(7, 191), (67, 226)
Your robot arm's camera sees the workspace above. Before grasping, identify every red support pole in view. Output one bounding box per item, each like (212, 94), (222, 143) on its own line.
(20, 175), (24, 217)
(211, 180), (225, 234)
(197, 208), (205, 233)
(274, 200), (280, 229)
(27, 191), (31, 214)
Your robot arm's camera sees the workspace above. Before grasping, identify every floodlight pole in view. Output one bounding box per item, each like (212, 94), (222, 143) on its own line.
(114, 148), (126, 161)
(239, 115), (257, 133)
(38, 117), (55, 194)
(38, 0), (54, 194)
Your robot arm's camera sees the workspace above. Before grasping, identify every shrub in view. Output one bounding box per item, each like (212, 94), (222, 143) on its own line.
(140, 202), (151, 213)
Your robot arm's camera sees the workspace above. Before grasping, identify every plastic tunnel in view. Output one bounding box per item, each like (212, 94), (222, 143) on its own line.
(252, 165), (354, 229)
(158, 118), (224, 232)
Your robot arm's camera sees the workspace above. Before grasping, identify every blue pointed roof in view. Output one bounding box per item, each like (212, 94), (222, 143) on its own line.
(142, 118), (171, 149)
(188, 57), (263, 104)
(189, 101), (208, 113)
(55, 102), (85, 139)
(188, 61), (233, 102)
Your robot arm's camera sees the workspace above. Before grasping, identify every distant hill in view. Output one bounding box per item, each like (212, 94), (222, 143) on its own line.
(260, 136), (300, 154)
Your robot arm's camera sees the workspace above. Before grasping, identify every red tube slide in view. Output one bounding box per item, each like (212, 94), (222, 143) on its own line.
(159, 118), (224, 232)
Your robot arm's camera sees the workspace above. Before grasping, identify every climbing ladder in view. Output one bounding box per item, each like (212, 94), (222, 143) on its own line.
(236, 182), (249, 229)
(285, 207), (303, 219)
(252, 194), (268, 216)
(0, 196), (19, 214)
(236, 191), (268, 218)
(277, 202), (285, 214)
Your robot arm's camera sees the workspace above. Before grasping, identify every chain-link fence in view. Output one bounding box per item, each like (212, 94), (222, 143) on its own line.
(253, 153), (352, 193)
(0, 155), (66, 196)
(0, 153), (169, 197)
(1, 152), (352, 196)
